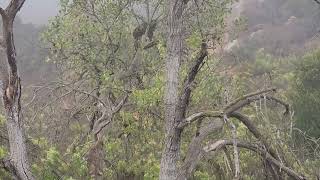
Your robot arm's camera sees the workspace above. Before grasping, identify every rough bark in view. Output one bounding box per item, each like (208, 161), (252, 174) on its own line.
(159, 1), (187, 179)
(0, 0), (33, 179)
(177, 119), (224, 180)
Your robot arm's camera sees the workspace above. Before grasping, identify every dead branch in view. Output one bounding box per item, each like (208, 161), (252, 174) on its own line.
(179, 87), (287, 129)
(265, 95), (290, 115)
(224, 87), (276, 113)
(177, 110), (222, 129)
(230, 112), (278, 159)
(224, 115), (240, 179)
(204, 140), (306, 180)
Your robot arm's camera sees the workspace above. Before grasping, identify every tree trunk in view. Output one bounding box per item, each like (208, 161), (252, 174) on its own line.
(5, 89), (33, 180)
(87, 139), (105, 180)
(0, 1), (33, 179)
(159, 1), (186, 179)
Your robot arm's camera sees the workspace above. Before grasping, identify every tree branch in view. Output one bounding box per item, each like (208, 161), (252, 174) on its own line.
(179, 88), (281, 129)
(265, 95), (290, 115)
(0, 7), (6, 18)
(177, 42), (208, 118)
(223, 115), (240, 179)
(224, 87), (276, 113)
(5, 0), (26, 19)
(177, 119), (224, 179)
(112, 92), (130, 114)
(177, 111), (222, 129)
(204, 140), (306, 180)
(229, 111), (286, 166)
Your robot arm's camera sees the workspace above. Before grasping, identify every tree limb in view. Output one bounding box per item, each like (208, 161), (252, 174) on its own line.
(204, 140), (306, 180)
(179, 88), (281, 129)
(112, 92), (130, 114)
(177, 42), (208, 119)
(229, 111), (288, 168)
(5, 0), (26, 19)
(177, 110), (222, 129)
(0, 7), (6, 18)
(223, 115), (240, 179)
(224, 87), (276, 113)
(265, 95), (290, 115)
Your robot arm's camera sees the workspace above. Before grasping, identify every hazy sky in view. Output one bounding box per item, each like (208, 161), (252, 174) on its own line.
(0, 0), (59, 25)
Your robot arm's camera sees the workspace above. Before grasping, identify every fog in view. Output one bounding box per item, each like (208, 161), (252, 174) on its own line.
(0, 0), (59, 25)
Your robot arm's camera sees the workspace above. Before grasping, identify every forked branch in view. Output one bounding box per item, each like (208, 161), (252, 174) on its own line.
(179, 88), (283, 129)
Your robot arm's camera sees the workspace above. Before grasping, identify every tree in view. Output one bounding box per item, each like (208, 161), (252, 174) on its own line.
(42, 0), (162, 178)
(160, 0), (306, 179)
(0, 0), (34, 179)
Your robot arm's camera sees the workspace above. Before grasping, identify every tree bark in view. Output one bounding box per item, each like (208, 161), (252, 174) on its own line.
(159, 0), (186, 179)
(0, 0), (33, 179)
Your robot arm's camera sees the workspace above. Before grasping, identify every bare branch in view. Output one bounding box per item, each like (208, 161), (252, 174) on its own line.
(179, 91), (288, 129)
(229, 112), (285, 165)
(224, 87), (276, 112)
(91, 92), (130, 140)
(93, 115), (112, 139)
(265, 96), (290, 115)
(178, 42), (208, 118)
(204, 140), (306, 180)
(112, 92), (130, 114)
(178, 110), (222, 129)
(64, 85), (108, 109)
(224, 115), (240, 179)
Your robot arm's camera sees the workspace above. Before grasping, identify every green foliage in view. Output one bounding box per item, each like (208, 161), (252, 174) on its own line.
(17, 0), (320, 179)
(32, 145), (89, 179)
(289, 50), (320, 138)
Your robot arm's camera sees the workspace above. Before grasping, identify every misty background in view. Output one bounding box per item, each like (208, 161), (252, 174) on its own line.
(0, 0), (320, 179)
(0, 0), (59, 25)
